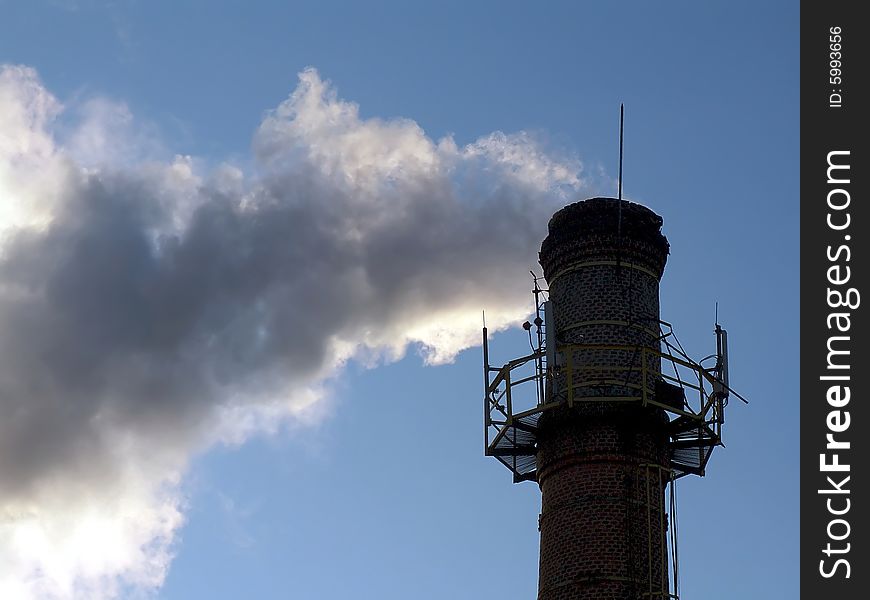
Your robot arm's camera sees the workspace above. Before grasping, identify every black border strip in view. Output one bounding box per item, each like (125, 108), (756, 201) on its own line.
(801, 3), (868, 596)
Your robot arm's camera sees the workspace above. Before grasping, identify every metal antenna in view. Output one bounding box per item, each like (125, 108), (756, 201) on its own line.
(618, 103), (624, 202)
(617, 103), (624, 263)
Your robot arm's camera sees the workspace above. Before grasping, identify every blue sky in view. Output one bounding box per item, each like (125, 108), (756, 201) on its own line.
(0, 2), (798, 599)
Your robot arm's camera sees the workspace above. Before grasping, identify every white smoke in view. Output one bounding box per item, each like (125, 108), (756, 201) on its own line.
(0, 64), (588, 598)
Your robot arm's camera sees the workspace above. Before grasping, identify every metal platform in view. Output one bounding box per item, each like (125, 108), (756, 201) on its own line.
(483, 321), (744, 483)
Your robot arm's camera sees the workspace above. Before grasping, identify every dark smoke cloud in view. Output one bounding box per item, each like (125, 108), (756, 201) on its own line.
(0, 65), (589, 598)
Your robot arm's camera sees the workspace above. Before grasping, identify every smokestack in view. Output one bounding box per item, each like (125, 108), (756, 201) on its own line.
(535, 197), (671, 599)
(483, 183), (740, 600)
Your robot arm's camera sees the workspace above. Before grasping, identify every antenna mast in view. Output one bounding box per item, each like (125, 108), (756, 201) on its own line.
(618, 102), (624, 202)
(617, 103), (625, 263)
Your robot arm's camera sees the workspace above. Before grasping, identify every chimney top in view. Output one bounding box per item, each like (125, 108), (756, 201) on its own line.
(539, 197), (670, 281)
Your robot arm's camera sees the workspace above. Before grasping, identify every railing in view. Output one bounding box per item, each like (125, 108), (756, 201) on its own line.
(485, 343), (724, 445)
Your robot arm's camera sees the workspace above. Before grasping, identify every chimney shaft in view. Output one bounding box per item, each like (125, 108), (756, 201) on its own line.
(535, 197), (672, 600)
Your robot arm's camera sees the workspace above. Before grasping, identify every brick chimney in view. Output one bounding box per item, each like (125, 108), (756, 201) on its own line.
(535, 197), (672, 600)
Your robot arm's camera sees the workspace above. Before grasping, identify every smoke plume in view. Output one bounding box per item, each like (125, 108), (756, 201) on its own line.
(0, 64), (587, 598)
